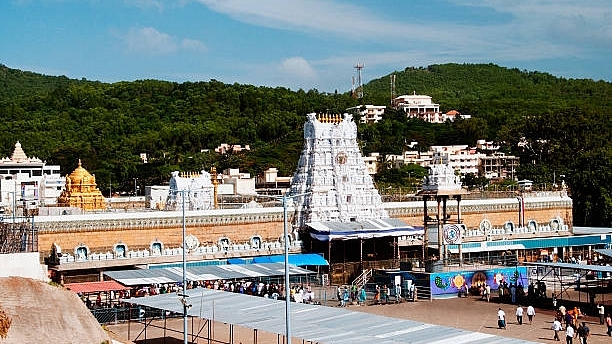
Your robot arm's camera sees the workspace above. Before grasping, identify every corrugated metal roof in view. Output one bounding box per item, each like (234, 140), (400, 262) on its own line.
(308, 218), (424, 241)
(104, 262), (313, 286)
(525, 261), (612, 273)
(122, 288), (539, 344)
(64, 280), (130, 294)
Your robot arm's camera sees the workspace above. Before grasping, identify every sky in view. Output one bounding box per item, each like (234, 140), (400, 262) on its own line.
(1, 0), (611, 93)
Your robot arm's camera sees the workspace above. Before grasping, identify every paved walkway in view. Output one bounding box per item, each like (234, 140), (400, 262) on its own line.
(351, 296), (609, 344)
(107, 292), (611, 344)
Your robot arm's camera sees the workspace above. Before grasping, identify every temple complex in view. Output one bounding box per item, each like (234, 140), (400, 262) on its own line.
(56, 160), (106, 211)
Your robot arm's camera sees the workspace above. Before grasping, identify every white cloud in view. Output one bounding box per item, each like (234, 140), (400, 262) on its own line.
(181, 38), (207, 52)
(120, 27), (206, 55)
(124, 0), (164, 11)
(195, 0), (421, 40)
(124, 27), (178, 54)
(278, 57), (317, 81)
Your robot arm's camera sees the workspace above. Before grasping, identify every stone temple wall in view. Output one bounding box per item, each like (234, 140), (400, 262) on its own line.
(36, 194), (572, 261)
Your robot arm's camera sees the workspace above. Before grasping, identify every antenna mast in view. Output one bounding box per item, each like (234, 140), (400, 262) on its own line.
(354, 63), (364, 99)
(390, 74), (396, 106)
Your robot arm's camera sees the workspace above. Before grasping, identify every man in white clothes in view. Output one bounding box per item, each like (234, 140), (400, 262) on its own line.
(552, 317), (562, 341)
(566, 324), (575, 344)
(526, 305), (536, 324)
(516, 305), (524, 325)
(497, 307), (507, 329)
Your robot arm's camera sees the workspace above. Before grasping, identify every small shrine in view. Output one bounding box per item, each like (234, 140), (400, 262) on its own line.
(164, 169), (215, 211)
(57, 160), (106, 211)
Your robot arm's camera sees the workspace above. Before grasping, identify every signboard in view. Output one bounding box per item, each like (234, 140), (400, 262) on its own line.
(442, 224), (463, 245)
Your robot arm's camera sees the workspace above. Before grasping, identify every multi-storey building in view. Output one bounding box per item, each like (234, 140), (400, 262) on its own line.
(393, 93), (468, 123)
(480, 152), (520, 180)
(0, 142), (65, 212)
(430, 146), (483, 176)
(346, 105), (386, 124)
(384, 144), (518, 180)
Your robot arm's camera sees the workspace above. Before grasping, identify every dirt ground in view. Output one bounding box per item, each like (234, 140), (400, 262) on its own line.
(106, 293), (612, 344)
(0, 277), (110, 344)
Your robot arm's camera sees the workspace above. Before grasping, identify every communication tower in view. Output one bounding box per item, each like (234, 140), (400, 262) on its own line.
(390, 74), (396, 106)
(352, 63), (364, 99)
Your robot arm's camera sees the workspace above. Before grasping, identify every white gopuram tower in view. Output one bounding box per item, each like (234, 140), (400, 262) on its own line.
(289, 113), (387, 227)
(165, 170), (215, 211)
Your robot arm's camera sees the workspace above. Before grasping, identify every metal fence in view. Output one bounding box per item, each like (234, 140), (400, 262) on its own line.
(0, 216), (37, 253)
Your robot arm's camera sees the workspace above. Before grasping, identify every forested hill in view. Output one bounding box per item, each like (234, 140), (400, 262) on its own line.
(0, 63), (610, 227)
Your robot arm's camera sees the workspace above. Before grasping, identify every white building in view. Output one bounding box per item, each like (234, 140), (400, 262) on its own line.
(430, 145), (483, 176)
(0, 142), (65, 212)
(221, 168), (256, 196)
(346, 105), (386, 124)
(385, 143), (516, 180)
(393, 93), (466, 123)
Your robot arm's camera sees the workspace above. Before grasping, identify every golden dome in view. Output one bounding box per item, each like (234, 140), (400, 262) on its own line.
(58, 159), (106, 211)
(67, 159), (95, 186)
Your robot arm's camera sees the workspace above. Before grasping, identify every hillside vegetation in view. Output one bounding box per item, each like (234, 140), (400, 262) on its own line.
(0, 63), (610, 227)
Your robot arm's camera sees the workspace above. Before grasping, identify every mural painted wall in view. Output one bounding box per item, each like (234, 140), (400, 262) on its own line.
(430, 267), (528, 296)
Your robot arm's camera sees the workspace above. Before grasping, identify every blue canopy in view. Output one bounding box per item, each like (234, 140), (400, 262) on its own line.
(251, 253), (328, 266)
(227, 258), (247, 264)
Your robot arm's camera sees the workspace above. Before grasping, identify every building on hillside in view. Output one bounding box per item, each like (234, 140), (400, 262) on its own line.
(362, 153), (380, 175)
(0, 142), (64, 212)
(479, 152), (519, 180)
(288, 113), (423, 267)
(430, 146), (483, 176)
(56, 160), (106, 211)
(384, 143), (519, 181)
(393, 93), (466, 123)
(214, 143), (251, 154)
(476, 139), (500, 152)
(346, 105), (386, 124)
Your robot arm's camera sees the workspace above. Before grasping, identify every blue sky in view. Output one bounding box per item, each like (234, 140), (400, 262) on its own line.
(2, 0), (611, 93)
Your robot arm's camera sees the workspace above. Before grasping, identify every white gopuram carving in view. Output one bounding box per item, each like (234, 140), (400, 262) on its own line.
(165, 170), (215, 211)
(289, 113), (388, 229)
(421, 156), (463, 193)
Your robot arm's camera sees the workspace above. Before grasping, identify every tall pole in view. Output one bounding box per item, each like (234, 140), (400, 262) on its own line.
(182, 190), (188, 344)
(283, 193), (291, 344)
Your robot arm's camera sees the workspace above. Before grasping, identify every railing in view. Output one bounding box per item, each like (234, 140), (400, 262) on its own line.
(351, 269), (372, 290)
(0, 217), (37, 253)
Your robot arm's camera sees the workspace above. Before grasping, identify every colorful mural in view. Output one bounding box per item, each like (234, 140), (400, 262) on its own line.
(429, 267), (528, 296)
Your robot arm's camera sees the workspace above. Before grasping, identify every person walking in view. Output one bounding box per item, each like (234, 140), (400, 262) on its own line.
(606, 313), (612, 336)
(516, 305), (524, 325)
(497, 307), (507, 330)
(358, 286), (367, 306)
(552, 317), (562, 341)
(565, 323), (575, 344)
(485, 283), (491, 302)
(577, 322), (590, 344)
(526, 305), (536, 324)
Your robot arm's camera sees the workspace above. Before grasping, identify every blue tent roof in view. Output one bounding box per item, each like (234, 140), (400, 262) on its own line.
(227, 258), (247, 264)
(251, 253), (328, 266)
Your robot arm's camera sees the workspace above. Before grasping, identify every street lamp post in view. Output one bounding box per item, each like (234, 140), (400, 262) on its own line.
(282, 193), (291, 344)
(181, 190), (188, 344)
(259, 191), (310, 344)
